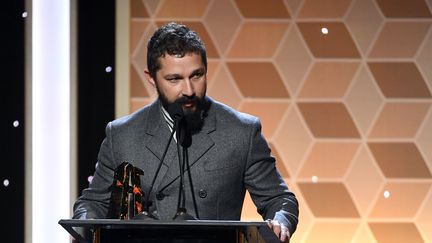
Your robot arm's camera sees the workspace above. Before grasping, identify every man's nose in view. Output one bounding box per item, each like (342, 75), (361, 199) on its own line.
(182, 79), (195, 97)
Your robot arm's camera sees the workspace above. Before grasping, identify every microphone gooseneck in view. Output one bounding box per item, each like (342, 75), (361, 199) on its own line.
(171, 103), (198, 220)
(134, 103), (184, 220)
(137, 101), (199, 220)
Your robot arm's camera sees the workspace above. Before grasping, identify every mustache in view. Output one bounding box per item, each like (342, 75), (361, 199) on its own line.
(174, 95), (198, 104)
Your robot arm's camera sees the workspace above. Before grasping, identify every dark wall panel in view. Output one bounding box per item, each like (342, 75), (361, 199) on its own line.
(0, 1), (25, 243)
(77, 0), (116, 195)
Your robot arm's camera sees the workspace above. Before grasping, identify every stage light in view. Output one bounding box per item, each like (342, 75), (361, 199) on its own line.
(321, 27), (329, 35)
(384, 190), (390, 199)
(13, 120), (20, 127)
(32, 0), (70, 243)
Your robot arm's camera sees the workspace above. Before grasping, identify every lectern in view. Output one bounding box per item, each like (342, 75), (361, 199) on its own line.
(59, 219), (280, 243)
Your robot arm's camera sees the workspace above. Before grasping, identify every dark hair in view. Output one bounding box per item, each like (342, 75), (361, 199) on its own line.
(147, 22), (207, 78)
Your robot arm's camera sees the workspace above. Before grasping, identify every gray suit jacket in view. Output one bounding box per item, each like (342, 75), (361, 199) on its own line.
(73, 97), (298, 234)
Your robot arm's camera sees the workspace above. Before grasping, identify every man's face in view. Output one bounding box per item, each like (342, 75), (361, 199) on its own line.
(145, 52), (207, 115)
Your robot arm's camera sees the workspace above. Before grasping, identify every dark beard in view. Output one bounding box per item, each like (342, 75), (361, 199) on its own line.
(157, 89), (206, 134)
(183, 107), (205, 134)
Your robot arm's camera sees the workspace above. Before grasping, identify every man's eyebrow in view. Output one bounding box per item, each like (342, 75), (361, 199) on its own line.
(163, 73), (182, 79)
(190, 67), (206, 75)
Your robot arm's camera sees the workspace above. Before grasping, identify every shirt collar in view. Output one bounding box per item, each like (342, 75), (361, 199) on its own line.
(160, 105), (174, 131)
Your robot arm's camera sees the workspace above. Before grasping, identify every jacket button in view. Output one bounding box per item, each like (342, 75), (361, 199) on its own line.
(198, 189), (207, 198)
(156, 192), (165, 200)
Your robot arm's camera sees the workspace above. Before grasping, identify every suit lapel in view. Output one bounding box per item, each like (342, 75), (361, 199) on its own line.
(187, 122), (215, 167)
(143, 101), (177, 190)
(144, 101), (168, 160)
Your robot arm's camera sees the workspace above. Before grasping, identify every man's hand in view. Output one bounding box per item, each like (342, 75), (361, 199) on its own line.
(267, 219), (290, 242)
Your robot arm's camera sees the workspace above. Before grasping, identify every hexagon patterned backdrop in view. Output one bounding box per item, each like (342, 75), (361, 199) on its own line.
(125, 0), (432, 242)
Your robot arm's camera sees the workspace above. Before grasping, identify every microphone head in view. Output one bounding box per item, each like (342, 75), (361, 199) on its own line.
(167, 102), (184, 121)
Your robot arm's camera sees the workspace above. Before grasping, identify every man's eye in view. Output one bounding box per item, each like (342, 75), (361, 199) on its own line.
(192, 73), (204, 79)
(167, 77), (180, 82)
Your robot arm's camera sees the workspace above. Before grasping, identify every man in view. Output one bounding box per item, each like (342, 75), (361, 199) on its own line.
(73, 22), (298, 242)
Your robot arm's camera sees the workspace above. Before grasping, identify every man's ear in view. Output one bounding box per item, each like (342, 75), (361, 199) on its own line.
(144, 69), (156, 88)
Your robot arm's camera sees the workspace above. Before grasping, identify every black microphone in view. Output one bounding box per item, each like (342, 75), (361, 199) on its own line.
(133, 103), (183, 220)
(167, 101), (184, 122)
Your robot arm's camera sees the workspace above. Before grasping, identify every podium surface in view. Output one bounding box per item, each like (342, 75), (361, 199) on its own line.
(59, 219), (280, 243)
